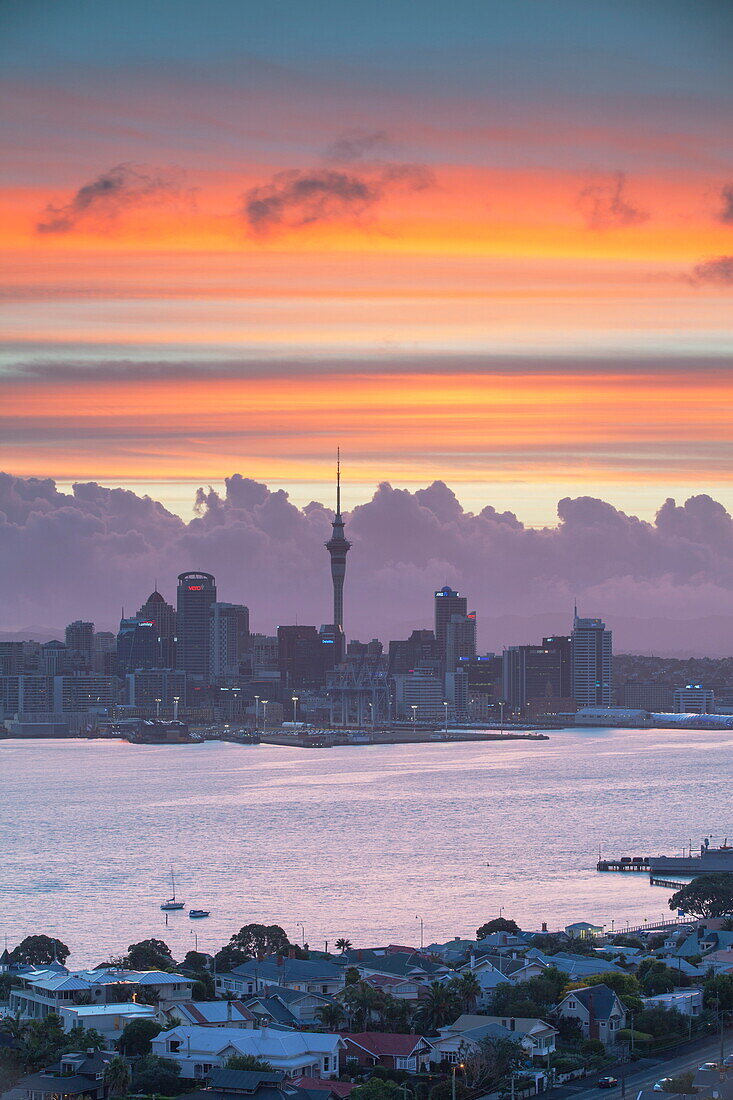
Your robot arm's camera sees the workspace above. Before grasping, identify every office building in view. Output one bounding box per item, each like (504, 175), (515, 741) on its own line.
(65, 621), (94, 667)
(622, 682), (674, 711)
(673, 684), (715, 714)
(0, 675), (53, 716)
(542, 635), (572, 698)
(0, 641), (25, 676)
(434, 586), (467, 662)
(571, 612), (612, 708)
(388, 630), (441, 676)
(210, 602), (249, 682)
(117, 616), (160, 673)
(127, 669), (187, 711)
(503, 644), (564, 713)
(325, 452), (351, 633)
(177, 571), (217, 680)
(137, 589), (177, 668)
(393, 671), (444, 722)
(40, 640), (69, 677)
(445, 612), (477, 670)
(53, 674), (119, 712)
(278, 626), (326, 692)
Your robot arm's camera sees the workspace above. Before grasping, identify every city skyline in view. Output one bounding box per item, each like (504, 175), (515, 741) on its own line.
(1, 0), (732, 522)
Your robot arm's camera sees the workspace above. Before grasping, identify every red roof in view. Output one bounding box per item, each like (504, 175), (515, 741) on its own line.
(342, 1033), (428, 1057)
(293, 1079), (354, 1097)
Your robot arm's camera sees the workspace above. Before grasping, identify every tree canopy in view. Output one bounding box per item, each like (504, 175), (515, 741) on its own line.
(351, 1081), (402, 1100)
(125, 938), (174, 970)
(131, 1054), (181, 1096)
(10, 935), (70, 965)
(225, 1055), (274, 1071)
(476, 918), (520, 939)
(214, 923), (291, 970)
(669, 875), (733, 919)
(119, 1017), (162, 1056)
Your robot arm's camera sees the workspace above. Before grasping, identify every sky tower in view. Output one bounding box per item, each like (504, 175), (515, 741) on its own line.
(326, 450), (351, 632)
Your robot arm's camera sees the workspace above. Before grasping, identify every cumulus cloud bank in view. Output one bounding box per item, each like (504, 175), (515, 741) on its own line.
(3, 473), (733, 653)
(37, 163), (190, 234)
(577, 171), (649, 230)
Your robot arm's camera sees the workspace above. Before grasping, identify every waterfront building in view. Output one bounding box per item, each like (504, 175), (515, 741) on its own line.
(444, 665), (468, 720)
(177, 571), (217, 680)
(673, 684), (715, 714)
(126, 668), (187, 710)
(503, 644), (563, 714)
(210, 602), (250, 682)
(0, 674), (53, 716)
(622, 681), (674, 711)
(52, 673), (119, 712)
(392, 671), (444, 721)
(65, 621), (94, 667)
(542, 635), (572, 698)
(434, 586), (467, 663)
(571, 612), (612, 708)
(325, 452), (351, 635)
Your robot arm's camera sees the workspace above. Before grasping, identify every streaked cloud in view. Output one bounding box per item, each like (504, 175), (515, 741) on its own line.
(691, 255), (733, 285)
(36, 163), (192, 234)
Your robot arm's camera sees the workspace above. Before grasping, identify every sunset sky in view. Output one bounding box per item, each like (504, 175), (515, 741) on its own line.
(1, 0), (732, 525)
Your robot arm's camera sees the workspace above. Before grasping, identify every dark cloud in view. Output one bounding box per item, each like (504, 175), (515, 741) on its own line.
(719, 183), (733, 224)
(3, 473), (733, 654)
(323, 129), (393, 163)
(36, 163), (190, 234)
(691, 255), (733, 285)
(577, 171), (649, 230)
(242, 133), (434, 235)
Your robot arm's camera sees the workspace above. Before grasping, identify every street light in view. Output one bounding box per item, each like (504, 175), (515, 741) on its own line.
(416, 915), (424, 950)
(173, 696), (180, 721)
(443, 701), (449, 736)
(254, 695), (260, 730)
(296, 921), (306, 947)
(451, 1063), (464, 1100)
(411, 704), (418, 724)
(155, 697), (162, 719)
(262, 700), (269, 729)
(292, 695), (299, 724)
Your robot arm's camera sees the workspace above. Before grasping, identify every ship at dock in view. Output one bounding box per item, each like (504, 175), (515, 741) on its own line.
(649, 838), (733, 876)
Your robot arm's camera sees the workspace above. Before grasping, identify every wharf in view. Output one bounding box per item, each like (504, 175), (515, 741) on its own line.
(259, 728), (550, 748)
(597, 857), (650, 872)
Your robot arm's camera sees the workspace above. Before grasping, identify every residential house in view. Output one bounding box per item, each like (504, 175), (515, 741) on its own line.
(670, 929), (733, 961)
(565, 923), (604, 940)
(177, 1068), (290, 1100)
(431, 1015), (555, 1063)
(555, 984), (626, 1047)
(8, 1049), (116, 1100)
(474, 932), (532, 953)
(153, 1025), (345, 1081)
(429, 1018), (522, 1065)
(340, 950), (449, 984)
(217, 958), (344, 999)
(341, 1033), (432, 1072)
(292, 1079), (354, 1099)
(523, 950), (624, 980)
(360, 974), (430, 1001)
(641, 990), (703, 1017)
(8, 965), (193, 1020)
(58, 1002), (157, 1041)
(245, 986), (338, 1024)
(168, 1001), (257, 1028)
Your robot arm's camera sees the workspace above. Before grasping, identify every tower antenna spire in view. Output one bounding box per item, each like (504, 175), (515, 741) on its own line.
(336, 447), (341, 516)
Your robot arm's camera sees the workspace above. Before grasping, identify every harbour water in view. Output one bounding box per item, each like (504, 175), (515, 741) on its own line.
(1, 726), (730, 965)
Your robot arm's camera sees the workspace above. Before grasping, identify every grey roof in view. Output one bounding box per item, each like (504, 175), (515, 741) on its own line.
(260, 984), (334, 1006)
(560, 984), (619, 1018)
(342, 950), (443, 977)
(208, 1070), (285, 1090)
(244, 996), (299, 1027)
(230, 957), (343, 983)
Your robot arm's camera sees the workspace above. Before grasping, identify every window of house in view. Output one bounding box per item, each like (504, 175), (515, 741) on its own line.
(322, 985), (328, 994)
(323, 1058), (330, 1071)
(567, 1000), (576, 1009)
(168, 1040), (181, 1053)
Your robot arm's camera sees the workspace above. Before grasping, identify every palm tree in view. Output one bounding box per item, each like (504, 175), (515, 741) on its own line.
(0, 1012), (27, 1042)
(343, 981), (380, 1031)
(104, 1056), (131, 1099)
(415, 981), (460, 1033)
(315, 1003), (345, 1030)
(335, 938), (352, 953)
(452, 971), (482, 1013)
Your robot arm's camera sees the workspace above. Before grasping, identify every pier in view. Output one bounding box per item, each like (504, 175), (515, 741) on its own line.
(597, 857), (650, 871)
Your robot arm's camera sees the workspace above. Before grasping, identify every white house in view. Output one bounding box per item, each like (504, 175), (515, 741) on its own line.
(641, 990), (703, 1017)
(58, 1002), (157, 1041)
(217, 957), (345, 998)
(152, 1025), (345, 1080)
(9, 965), (193, 1020)
(430, 1015), (556, 1064)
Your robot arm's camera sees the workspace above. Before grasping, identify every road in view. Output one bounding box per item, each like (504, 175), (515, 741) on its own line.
(554, 1034), (729, 1100)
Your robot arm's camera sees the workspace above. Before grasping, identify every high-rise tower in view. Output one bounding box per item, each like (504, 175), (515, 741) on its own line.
(325, 451), (351, 633)
(176, 571), (216, 680)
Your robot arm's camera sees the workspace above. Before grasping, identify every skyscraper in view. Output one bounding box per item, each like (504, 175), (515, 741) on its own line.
(434, 586), (467, 662)
(65, 621), (94, 667)
(325, 451), (351, 633)
(176, 571), (217, 680)
(210, 602), (249, 682)
(445, 611), (477, 670)
(138, 589), (176, 668)
(571, 611), (613, 707)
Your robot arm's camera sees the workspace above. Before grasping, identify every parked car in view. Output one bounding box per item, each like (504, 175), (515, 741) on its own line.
(653, 1079), (672, 1092)
(698, 1063), (719, 1072)
(723, 1056), (733, 1068)
(598, 1077), (619, 1089)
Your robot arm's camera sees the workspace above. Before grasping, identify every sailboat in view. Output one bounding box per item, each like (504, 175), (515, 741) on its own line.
(160, 866), (185, 911)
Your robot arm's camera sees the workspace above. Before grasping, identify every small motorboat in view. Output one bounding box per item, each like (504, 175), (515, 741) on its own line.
(160, 866), (185, 911)
(189, 909), (210, 919)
